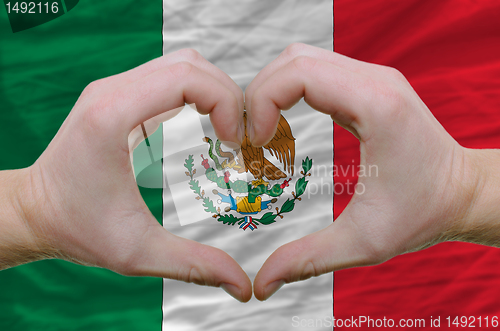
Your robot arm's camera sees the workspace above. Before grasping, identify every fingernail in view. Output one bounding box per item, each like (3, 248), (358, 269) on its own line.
(263, 280), (285, 300)
(247, 119), (255, 145)
(237, 117), (245, 145)
(221, 140), (240, 150)
(220, 283), (243, 302)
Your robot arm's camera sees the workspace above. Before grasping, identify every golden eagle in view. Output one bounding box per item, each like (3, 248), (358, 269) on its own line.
(240, 112), (295, 181)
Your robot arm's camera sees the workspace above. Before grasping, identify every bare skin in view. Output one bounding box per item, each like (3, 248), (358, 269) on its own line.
(0, 49), (251, 302)
(0, 44), (499, 303)
(245, 43), (500, 300)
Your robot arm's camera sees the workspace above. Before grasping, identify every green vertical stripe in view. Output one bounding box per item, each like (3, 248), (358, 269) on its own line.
(0, 1), (163, 330)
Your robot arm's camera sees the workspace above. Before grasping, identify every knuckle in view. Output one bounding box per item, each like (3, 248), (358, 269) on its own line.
(368, 81), (407, 121)
(361, 233), (394, 265)
(380, 65), (407, 83)
(284, 42), (308, 58)
(168, 61), (195, 80)
(82, 91), (118, 133)
(380, 86), (405, 110)
(175, 256), (211, 285)
(183, 266), (205, 285)
(292, 55), (317, 72)
(176, 48), (202, 63)
(111, 247), (141, 276)
(299, 261), (319, 281)
(174, 243), (212, 285)
(81, 79), (106, 98)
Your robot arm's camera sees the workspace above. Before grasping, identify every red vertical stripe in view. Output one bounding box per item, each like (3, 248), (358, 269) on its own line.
(334, 1), (500, 329)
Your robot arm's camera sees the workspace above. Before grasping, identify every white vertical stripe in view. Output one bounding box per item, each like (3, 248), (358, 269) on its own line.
(162, 1), (333, 330)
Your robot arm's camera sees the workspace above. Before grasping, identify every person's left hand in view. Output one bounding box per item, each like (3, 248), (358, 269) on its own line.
(245, 43), (481, 301)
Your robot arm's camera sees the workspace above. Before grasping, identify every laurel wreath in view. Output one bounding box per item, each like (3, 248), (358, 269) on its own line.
(184, 155), (313, 228)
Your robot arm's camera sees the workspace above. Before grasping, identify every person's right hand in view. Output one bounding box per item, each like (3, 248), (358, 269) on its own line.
(2, 49), (252, 302)
(245, 43), (500, 301)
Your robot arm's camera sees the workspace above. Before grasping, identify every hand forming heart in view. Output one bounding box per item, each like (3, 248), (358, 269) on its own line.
(2, 44), (497, 303)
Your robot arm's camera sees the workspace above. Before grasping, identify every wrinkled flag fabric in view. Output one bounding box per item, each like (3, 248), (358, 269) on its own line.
(161, 1), (334, 330)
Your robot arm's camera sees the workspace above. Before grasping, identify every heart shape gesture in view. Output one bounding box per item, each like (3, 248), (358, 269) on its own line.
(1, 44), (496, 303)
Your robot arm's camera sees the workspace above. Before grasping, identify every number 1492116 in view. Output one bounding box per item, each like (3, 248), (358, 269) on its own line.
(5, 2), (59, 14)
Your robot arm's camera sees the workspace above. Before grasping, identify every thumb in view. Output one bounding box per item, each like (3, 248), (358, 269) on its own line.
(119, 222), (252, 302)
(253, 214), (375, 301)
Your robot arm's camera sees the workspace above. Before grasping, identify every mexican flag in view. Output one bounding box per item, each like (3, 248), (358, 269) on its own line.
(1, 1), (333, 330)
(2, 1), (500, 331)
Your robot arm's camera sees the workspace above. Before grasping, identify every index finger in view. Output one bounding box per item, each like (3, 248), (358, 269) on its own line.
(94, 49), (244, 112)
(246, 56), (373, 146)
(80, 62), (243, 148)
(245, 43), (378, 112)
(118, 49), (245, 112)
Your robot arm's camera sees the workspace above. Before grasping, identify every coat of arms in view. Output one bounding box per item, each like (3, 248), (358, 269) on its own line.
(183, 112), (313, 231)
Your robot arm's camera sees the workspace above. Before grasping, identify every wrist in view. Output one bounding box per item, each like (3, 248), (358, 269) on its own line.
(451, 148), (500, 246)
(0, 167), (50, 269)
